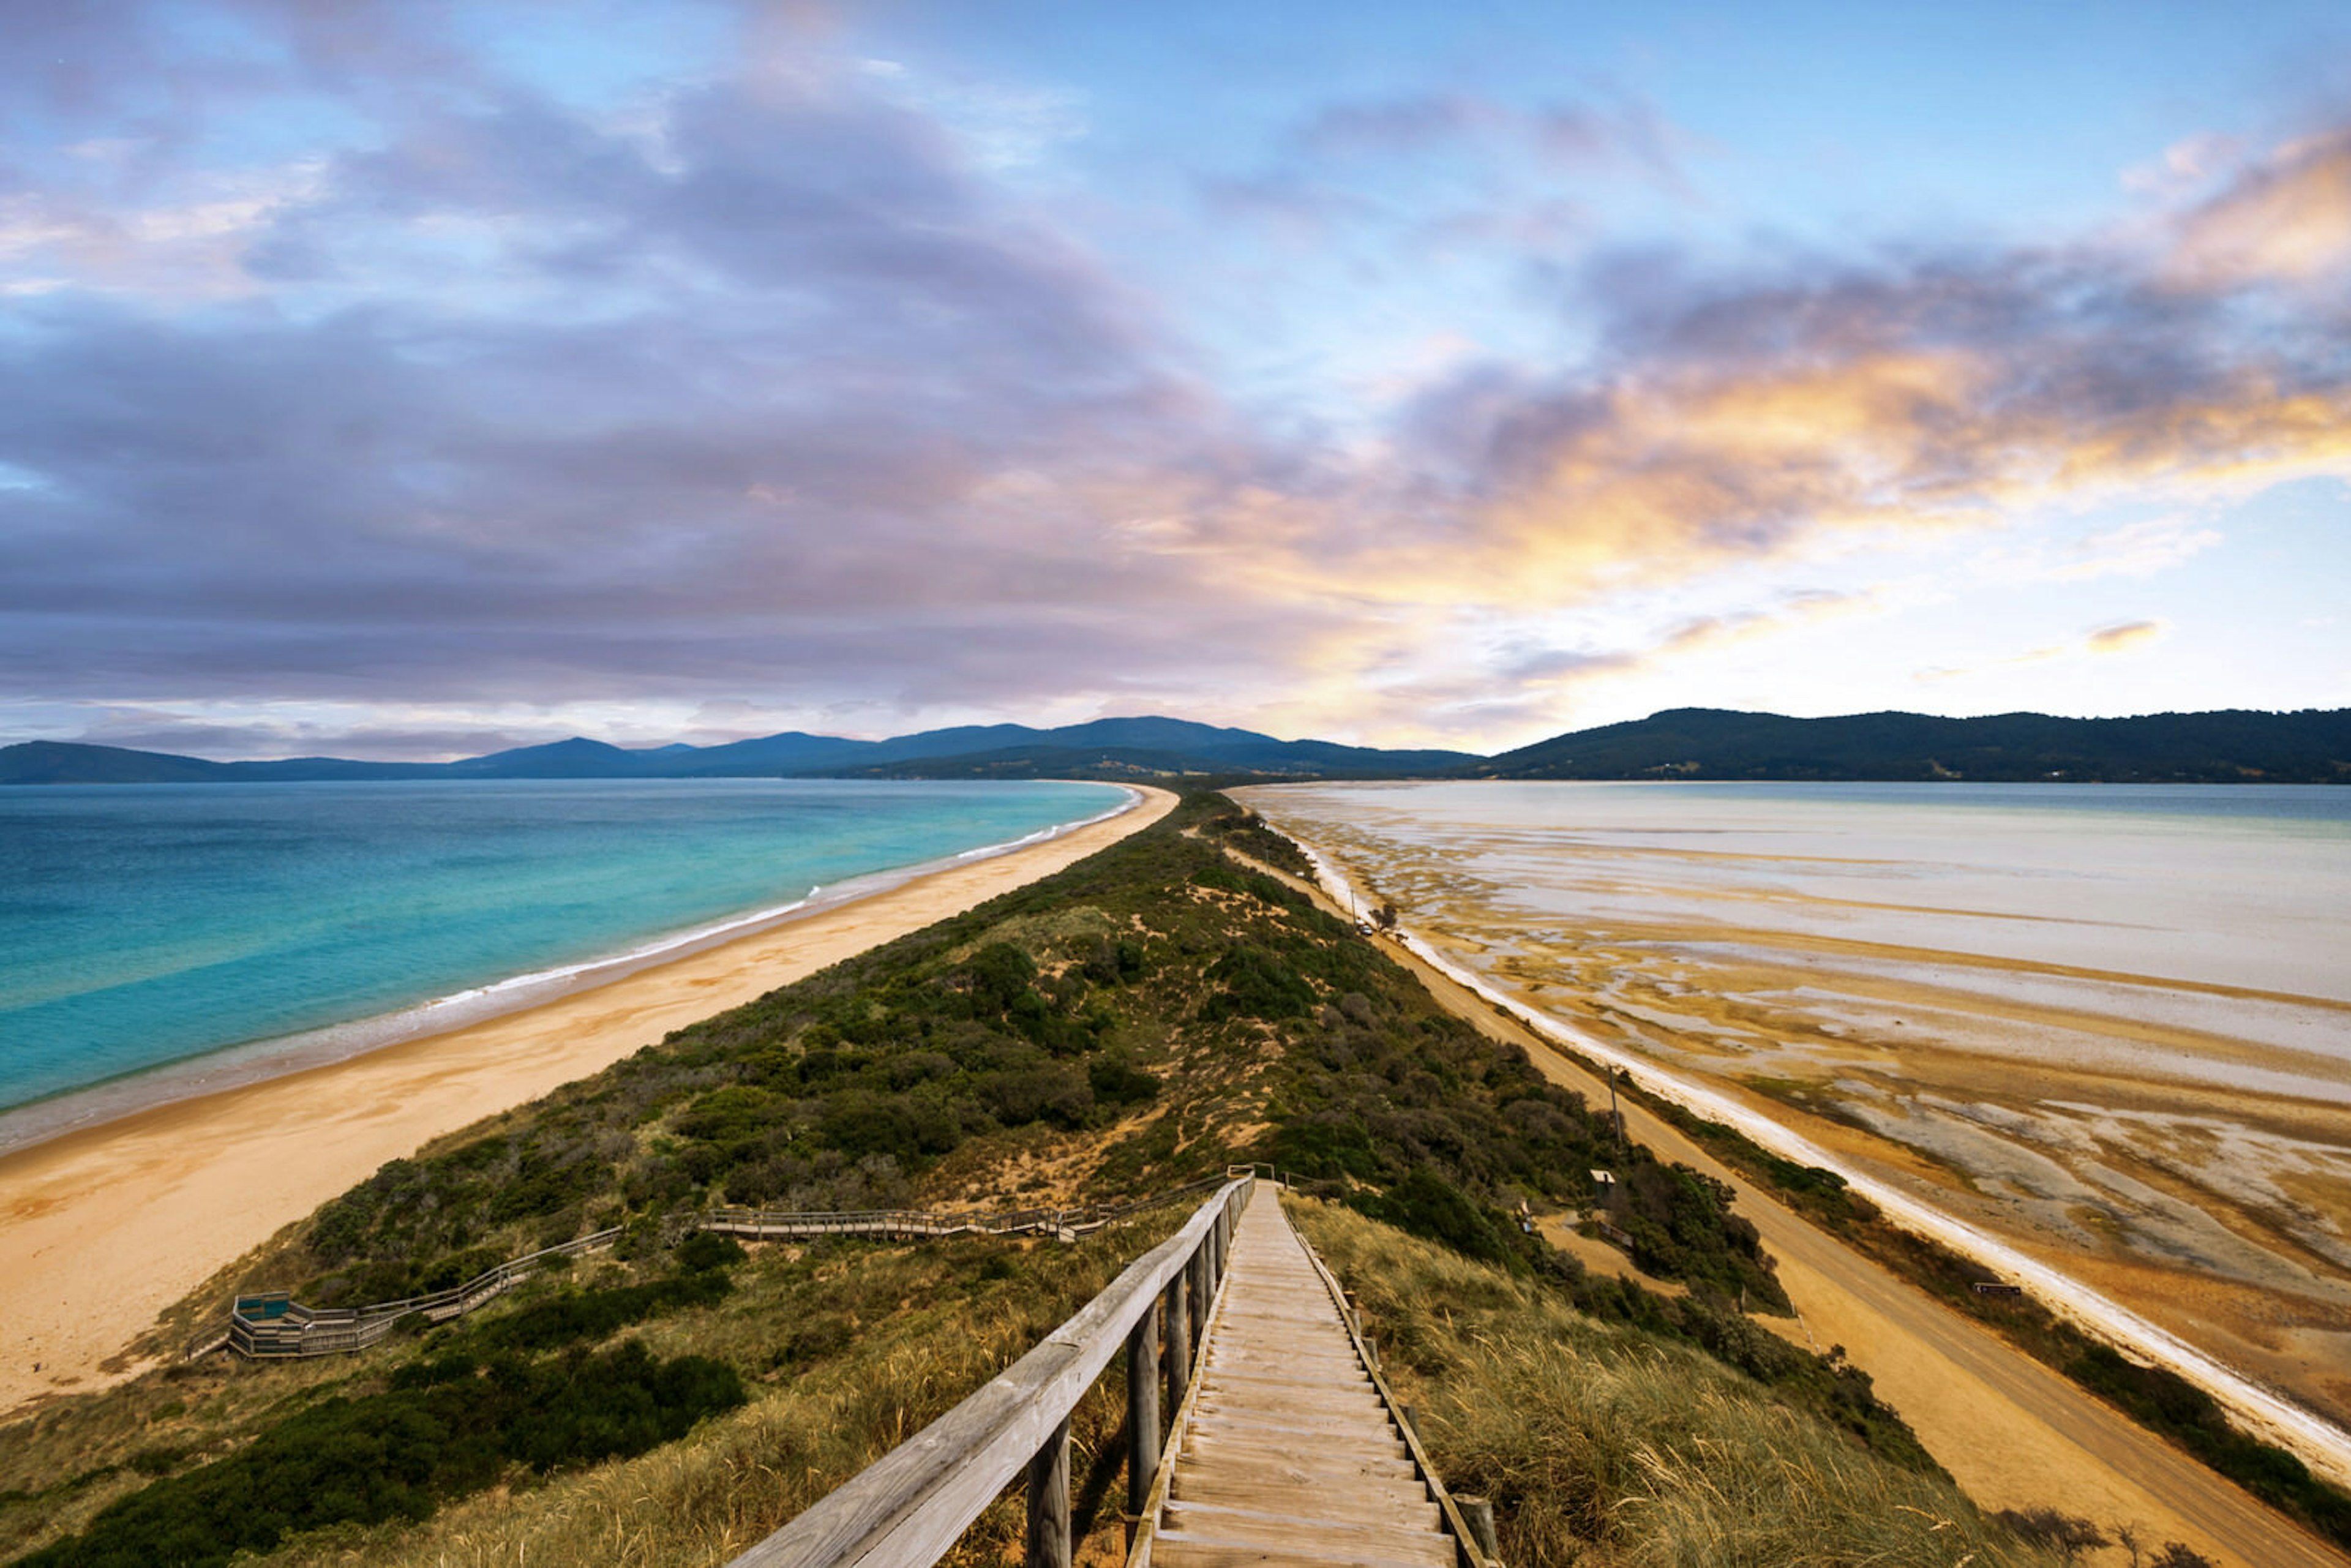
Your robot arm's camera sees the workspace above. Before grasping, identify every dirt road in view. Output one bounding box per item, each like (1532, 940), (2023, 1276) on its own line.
(1220, 839), (2348, 1568)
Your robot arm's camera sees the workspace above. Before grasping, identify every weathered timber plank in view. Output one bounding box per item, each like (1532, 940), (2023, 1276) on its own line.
(1163, 1502), (1455, 1566)
(1133, 1194), (1470, 1568)
(1190, 1414), (1407, 1449)
(1180, 1452), (1424, 1491)
(1168, 1470), (1442, 1528)
(1178, 1446), (1423, 1486)
(1188, 1415), (1407, 1455)
(1152, 1529), (1452, 1568)
(1199, 1362), (1377, 1389)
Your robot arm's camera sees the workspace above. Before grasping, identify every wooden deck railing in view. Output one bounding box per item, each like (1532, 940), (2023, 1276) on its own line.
(726, 1176), (1254, 1568)
(214, 1169), (1262, 1360)
(227, 1225), (626, 1357)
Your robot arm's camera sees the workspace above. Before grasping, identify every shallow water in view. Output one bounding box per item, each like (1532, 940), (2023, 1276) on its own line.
(0, 778), (1126, 1117)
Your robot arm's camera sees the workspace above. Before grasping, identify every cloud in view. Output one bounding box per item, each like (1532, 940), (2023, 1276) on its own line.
(1916, 619), (2170, 682)
(1290, 89), (1687, 184)
(2085, 618), (2168, 653)
(1354, 133), (2351, 611)
(2169, 127), (2351, 287)
(0, 40), (1362, 726)
(1494, 589), (1875, 689)
(1973, 516), (2224, 585)
(2123, 132), (2244, 196)
(1293, 93), (1502, 157)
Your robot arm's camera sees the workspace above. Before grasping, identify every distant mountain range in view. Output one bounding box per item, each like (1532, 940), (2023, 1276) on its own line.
(0, 716), (1475, 786)
(5, 707), (2345, 786)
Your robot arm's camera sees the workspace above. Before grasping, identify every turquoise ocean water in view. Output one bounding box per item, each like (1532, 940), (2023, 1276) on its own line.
(0, 778), (1128, 1130)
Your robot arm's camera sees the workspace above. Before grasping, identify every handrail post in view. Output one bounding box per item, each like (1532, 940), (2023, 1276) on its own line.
(1125, 1297), (1162, 1539)
(1025, 1415), (1071, 1568)
(1187, 1240), (1211, 1350)
(1164, 1267), (1191, 1411)
(1458, 1495), (1499, 1562)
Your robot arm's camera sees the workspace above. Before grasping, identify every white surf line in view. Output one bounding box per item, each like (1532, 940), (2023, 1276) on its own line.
(1274, 825), (2351, 1494)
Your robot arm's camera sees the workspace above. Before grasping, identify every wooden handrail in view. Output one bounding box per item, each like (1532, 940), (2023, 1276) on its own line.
(214, 1174), (1242, 1360)
(727, 1177), (1253, 1568)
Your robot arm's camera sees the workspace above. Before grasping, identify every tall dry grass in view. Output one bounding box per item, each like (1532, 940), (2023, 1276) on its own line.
(1287, 1197), (2066, 1568)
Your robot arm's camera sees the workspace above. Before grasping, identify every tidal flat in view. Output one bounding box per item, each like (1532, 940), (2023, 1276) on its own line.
(1239, 780), (2351, 1431)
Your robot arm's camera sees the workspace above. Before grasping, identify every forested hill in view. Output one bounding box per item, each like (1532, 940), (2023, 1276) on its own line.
(0, 718), (1473, 785)
(1477, 707), (2351, 783)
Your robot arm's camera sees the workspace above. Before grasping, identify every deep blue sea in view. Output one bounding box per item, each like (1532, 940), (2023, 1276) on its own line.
(0, 778), (1128, 1125)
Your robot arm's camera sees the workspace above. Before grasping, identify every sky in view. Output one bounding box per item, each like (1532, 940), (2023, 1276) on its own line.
(1, 0), (2347, 760)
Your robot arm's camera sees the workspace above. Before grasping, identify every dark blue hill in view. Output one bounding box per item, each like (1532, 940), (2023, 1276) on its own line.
(1479, 707), (2351, 782)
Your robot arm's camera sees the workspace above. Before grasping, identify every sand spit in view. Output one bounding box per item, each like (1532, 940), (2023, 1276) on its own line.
(1270, 824), (2351, 1495)
(0, 785), (1173, 1422)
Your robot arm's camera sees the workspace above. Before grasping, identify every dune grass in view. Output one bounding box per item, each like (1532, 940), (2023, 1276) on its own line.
(1286, 1196), (2065, 1568)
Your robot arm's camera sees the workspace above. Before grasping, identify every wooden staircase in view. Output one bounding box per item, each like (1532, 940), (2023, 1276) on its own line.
(1132, 1198), (1475, 1568)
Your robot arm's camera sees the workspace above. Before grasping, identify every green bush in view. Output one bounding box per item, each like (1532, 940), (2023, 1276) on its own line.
(18, 1343), (743, 1568)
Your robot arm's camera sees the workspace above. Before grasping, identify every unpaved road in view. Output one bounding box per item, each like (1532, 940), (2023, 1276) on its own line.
(1222, 841), (2349, 1568)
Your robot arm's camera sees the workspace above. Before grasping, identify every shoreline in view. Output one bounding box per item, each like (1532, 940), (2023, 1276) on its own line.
(1262, 819), (2351, 1495)
(0, 785), (1142, 1161)
(0, 783), (1174, 1421)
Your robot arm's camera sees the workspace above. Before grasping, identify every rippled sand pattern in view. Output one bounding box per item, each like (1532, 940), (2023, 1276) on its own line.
(1239, 781), (2351, 1428)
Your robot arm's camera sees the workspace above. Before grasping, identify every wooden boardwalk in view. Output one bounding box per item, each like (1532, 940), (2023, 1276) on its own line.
(1134, 1198), (1468, 1568)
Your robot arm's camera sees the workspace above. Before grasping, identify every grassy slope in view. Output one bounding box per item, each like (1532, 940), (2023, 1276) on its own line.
(1291, 1198), (2058, 1567)
(6, 794), (2066, 1567)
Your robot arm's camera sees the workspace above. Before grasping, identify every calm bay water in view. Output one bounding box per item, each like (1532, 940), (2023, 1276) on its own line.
(0, 778), (1127, 1119)
(1248, 780), (2351, 1007)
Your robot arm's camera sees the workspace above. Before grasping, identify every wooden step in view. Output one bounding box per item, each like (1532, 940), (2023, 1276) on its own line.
(1152, 1530), (1453, 1568)
(1164, 1501), (1457, 1567)
(1169, 1470), (1444, 1531)
(1139, 1197), (1464, 1568)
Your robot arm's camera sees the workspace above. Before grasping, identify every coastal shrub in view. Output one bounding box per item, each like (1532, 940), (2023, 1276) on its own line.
(1993, 1508), (2108, 1561)
(1349, 1167), (1524, 1270)
(1086, 1052), (1159, 1107)
(472, 1271), (733, 1353)
(1619, 1161), (1782, 1306)
(15, 1343), (744, 1568)
(2068, 1345), (2351, 1543)
(1202, 940), (1316, 1021)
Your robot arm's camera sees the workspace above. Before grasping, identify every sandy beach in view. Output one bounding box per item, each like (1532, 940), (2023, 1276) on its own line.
(0, 784), (1173, 1420)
